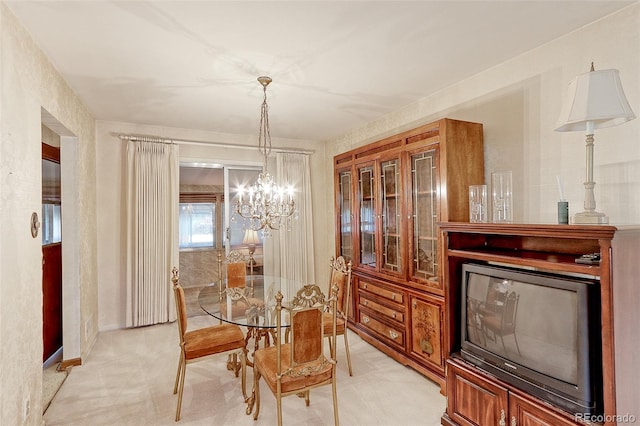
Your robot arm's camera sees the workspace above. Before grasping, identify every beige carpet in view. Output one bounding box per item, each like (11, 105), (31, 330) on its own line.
(44, 314), (446, 425)
(42, 363), (69, 414)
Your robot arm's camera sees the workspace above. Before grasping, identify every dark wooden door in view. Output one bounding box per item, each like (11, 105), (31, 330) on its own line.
(42, 143), (62, 362)
(43, 243), (62, 361)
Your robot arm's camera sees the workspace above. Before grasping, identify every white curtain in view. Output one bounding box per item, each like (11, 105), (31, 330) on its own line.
(125, 140), (179, 327)
(263, 153), (315, 298)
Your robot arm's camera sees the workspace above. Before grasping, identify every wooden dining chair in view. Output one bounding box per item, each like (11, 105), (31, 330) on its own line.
(252, 283), (340, 426)
(324, 256), (353, 375)
(217, 250), (262, 323)
(170, 267), (247, 421)
(218, 250), (247, 288)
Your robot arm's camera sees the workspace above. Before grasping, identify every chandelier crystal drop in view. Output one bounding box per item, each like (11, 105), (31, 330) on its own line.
(233, 76), (297, 237)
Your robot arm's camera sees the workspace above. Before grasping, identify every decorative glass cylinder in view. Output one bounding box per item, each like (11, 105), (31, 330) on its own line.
(557, 201), (569, 224)
(469, 185), (488, 223)
(491, 171), (513, 223)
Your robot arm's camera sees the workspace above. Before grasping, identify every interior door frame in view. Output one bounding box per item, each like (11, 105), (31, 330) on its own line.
(42, 110), (82, 367)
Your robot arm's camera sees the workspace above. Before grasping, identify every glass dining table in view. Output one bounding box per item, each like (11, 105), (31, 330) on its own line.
(198, 274), (302, 329)
(198, 274), (301, 414)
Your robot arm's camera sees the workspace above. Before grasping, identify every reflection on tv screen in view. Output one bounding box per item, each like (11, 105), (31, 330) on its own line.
(465, 272), (578, 385)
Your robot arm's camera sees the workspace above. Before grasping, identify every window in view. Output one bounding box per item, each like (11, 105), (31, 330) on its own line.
(179, 165), (261, 250)
(42, 155), (61, 245)
(179, 202), (215, 249)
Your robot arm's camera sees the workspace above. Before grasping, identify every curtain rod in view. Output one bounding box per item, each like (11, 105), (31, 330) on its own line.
(118, 134), (314, 155)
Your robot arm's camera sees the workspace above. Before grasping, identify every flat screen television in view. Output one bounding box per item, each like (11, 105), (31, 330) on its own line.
(460, 262), (602, 416)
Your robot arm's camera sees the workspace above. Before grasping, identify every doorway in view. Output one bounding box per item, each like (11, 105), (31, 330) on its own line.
(177, 164), (263, 316)
(42, 142), (62, 363)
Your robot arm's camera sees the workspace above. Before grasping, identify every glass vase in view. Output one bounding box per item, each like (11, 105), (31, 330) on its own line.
(469, 185), (488, 223)
(492, 171), (513, 223)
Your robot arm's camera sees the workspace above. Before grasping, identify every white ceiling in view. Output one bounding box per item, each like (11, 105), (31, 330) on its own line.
(6, 0), (635, 142)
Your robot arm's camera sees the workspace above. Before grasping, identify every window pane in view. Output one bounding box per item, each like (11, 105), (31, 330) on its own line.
(42, 203), (61, 245)
(228, 211), (245, 247)
(179, 203), (215, 248)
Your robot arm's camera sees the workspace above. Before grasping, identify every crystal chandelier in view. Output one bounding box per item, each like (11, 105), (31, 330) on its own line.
(233, 76), (296, 236)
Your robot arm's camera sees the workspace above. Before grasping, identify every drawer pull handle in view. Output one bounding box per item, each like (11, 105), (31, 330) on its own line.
(363, 283), (368, 289)
(389, 331), (398, 339)
(392, 312), (396, 318)
(362, 316), (370, 324)
(364, 300), (368, 306)
(391, 294), (396, 300)
(499, 410), (506, 426)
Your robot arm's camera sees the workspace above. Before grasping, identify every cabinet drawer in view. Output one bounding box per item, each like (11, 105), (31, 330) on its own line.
(359, 279), (404, 304)
(446, 359), (508, 426)
(359, 294), (405, 323)
(359, 311), (404, 346)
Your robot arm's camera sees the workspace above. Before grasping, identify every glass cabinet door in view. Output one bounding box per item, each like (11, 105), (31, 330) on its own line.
(358, 164), (376, 269)
(380, 158), (402, 273)
(410, 149), (438, 282)
(337, 169), (353, 262)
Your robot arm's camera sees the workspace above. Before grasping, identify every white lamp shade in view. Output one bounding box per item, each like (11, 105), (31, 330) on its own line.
(555, 68), (635, 132)
(243, 229), (260, 245)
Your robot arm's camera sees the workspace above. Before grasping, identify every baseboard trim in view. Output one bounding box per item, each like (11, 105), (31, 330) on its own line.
(59, 357), (81, 370)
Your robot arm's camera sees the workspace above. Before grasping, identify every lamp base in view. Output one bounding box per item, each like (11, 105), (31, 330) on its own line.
(573, 211), (609, 225)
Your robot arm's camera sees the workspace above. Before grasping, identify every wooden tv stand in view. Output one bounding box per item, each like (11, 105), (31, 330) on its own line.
(438, 223), (640, 426)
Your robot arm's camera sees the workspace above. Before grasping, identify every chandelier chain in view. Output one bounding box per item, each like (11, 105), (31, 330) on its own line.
(232, 76), (297, 236)
(258, 76), (272, 166)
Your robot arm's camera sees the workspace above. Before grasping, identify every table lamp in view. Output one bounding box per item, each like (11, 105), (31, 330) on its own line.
(243, 229), (260, 266)
(555, 63), (636, 224)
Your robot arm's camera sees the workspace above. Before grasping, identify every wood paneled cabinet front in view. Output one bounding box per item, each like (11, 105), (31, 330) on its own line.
(334, 118), (484, 389)
(444, 357), (581, 426)
(509, 393), (578, 426)
(409, 294), (444, 370)
(444, 357), (508, 426)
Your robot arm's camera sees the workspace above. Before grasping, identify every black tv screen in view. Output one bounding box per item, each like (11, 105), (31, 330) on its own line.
(460, 263), (602, 416)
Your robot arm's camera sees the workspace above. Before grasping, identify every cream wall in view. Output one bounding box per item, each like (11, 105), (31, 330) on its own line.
(327, 4), (640, 226)
(0, 3), (98, 425)
(95, 121), (330, 331)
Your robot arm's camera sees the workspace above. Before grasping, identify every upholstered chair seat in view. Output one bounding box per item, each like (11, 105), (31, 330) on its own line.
(182, 324), (245, 360)
(323, 313), (346, 335)
(253, 344), (334, 394)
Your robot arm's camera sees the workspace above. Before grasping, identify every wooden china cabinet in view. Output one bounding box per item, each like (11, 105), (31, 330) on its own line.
(334, 118), (484, 389)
